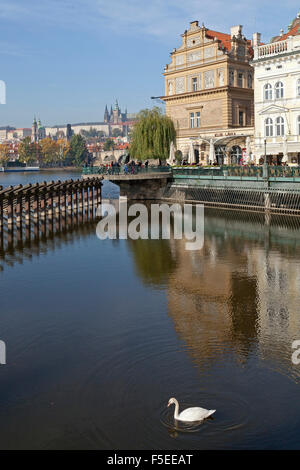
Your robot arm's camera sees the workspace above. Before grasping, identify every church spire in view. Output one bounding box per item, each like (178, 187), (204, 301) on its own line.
(104, 105), (109, 123)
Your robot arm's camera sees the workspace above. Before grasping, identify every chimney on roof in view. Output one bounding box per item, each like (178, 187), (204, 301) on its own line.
(190, 20), (199, 30)
(230, 25), (242, 38)
(252, 32), (261, 46)
(280, 28), (284, 36)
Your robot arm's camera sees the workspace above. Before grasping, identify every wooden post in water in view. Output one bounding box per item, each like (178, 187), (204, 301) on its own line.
(84, 183), (89, 208)
(39, 182), (47, 219)
(64, 183), (68, 214)
(7, 191), (14, 225)
(50, 181), (55, 218)
(24, 185), (31, 221)
(15, 193), (23, 224)
(69, 180), (74, 215)
(0, 190), (4, 228)
(78, 183), (83, 212)
(33, 184), (40, 221)
(72, 182), (77, 216)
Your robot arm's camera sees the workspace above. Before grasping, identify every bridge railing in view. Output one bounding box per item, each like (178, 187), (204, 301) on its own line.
(172, 166), (300, 179)
(83, 165), (300, 179)
(82, 165), (171, 176)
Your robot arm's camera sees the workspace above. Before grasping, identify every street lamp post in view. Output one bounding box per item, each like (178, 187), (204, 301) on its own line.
(263, 138), (269, 180)
(264, 138), (267, 164)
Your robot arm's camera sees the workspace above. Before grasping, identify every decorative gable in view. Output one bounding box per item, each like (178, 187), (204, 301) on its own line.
(259, 104), (289, 115)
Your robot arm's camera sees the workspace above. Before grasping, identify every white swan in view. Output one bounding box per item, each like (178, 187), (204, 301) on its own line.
(167, 397), (216, 422)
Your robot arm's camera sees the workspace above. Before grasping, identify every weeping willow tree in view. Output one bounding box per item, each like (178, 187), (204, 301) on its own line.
(130, 107), (176, 161)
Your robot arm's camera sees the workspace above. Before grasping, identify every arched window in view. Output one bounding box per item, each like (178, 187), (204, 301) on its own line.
(265, 118), (273, 137)
(276, 116), (285, 136)
(264, 83), (273, 100)
(297, 116), (300, 135)
(297, 79), (300, 97)
(275, 81), (284, 99)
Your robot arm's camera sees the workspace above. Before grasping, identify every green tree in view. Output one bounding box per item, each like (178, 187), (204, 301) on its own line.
(69, 134), (88, 166)
(130, 107), (176, 161)
(112, 128), (123, 138)
(103, 138), (115, 151)
(18, 136), (39, 164)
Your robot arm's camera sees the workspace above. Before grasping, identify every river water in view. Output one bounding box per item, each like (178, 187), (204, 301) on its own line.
(0, 170), (300, 449)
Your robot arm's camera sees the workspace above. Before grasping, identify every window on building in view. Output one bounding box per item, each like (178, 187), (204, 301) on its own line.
(192, 77), (197, 92)
(215, 146), (226, 165)
(297, 79), (300, 97)
(196, 112), (201, 128)
(229, 70), (234, 86)
(239, 111), (244, 126)
(265, 118), (273, 137)
(230, 146), (242, 164)
(237, 72), (243, 87)
(276, 116), (284, 136)
(264, 83), (273, 100)
(190, 113), (194, 128)
(275, 81), (284, 99)
(297, 116), (300, 135)
(247, 73), (253, 88)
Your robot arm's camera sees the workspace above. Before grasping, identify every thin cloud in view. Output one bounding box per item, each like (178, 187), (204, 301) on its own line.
(1, 0), (300, 43)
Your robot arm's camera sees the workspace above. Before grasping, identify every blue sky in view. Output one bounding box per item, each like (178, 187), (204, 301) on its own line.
(0, 0), (299, 128)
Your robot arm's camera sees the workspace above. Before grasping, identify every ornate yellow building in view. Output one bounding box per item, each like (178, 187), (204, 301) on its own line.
(162, 21), (255, 164)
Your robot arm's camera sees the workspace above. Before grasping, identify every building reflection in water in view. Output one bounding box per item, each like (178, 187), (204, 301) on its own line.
(128, 208), (300, 381)
(2, 203), (300, 382)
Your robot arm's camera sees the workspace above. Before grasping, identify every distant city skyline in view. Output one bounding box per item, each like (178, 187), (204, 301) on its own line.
(0, 0), (299, 127)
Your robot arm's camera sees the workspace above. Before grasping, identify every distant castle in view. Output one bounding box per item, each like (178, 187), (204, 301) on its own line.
(33, 100), (136, 140)
(104, 100), (128, 125)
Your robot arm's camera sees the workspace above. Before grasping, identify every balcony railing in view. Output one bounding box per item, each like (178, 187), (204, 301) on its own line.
(255, 39), (290, 60)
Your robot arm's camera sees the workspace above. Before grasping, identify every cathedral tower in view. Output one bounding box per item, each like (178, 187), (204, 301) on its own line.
(104, 105), (109, 123)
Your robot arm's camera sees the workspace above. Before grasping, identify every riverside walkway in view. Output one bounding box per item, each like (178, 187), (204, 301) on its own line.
(83, 164), (300, 214)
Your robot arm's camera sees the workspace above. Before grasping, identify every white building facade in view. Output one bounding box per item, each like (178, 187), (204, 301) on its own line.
(252, 16), (300, 165)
